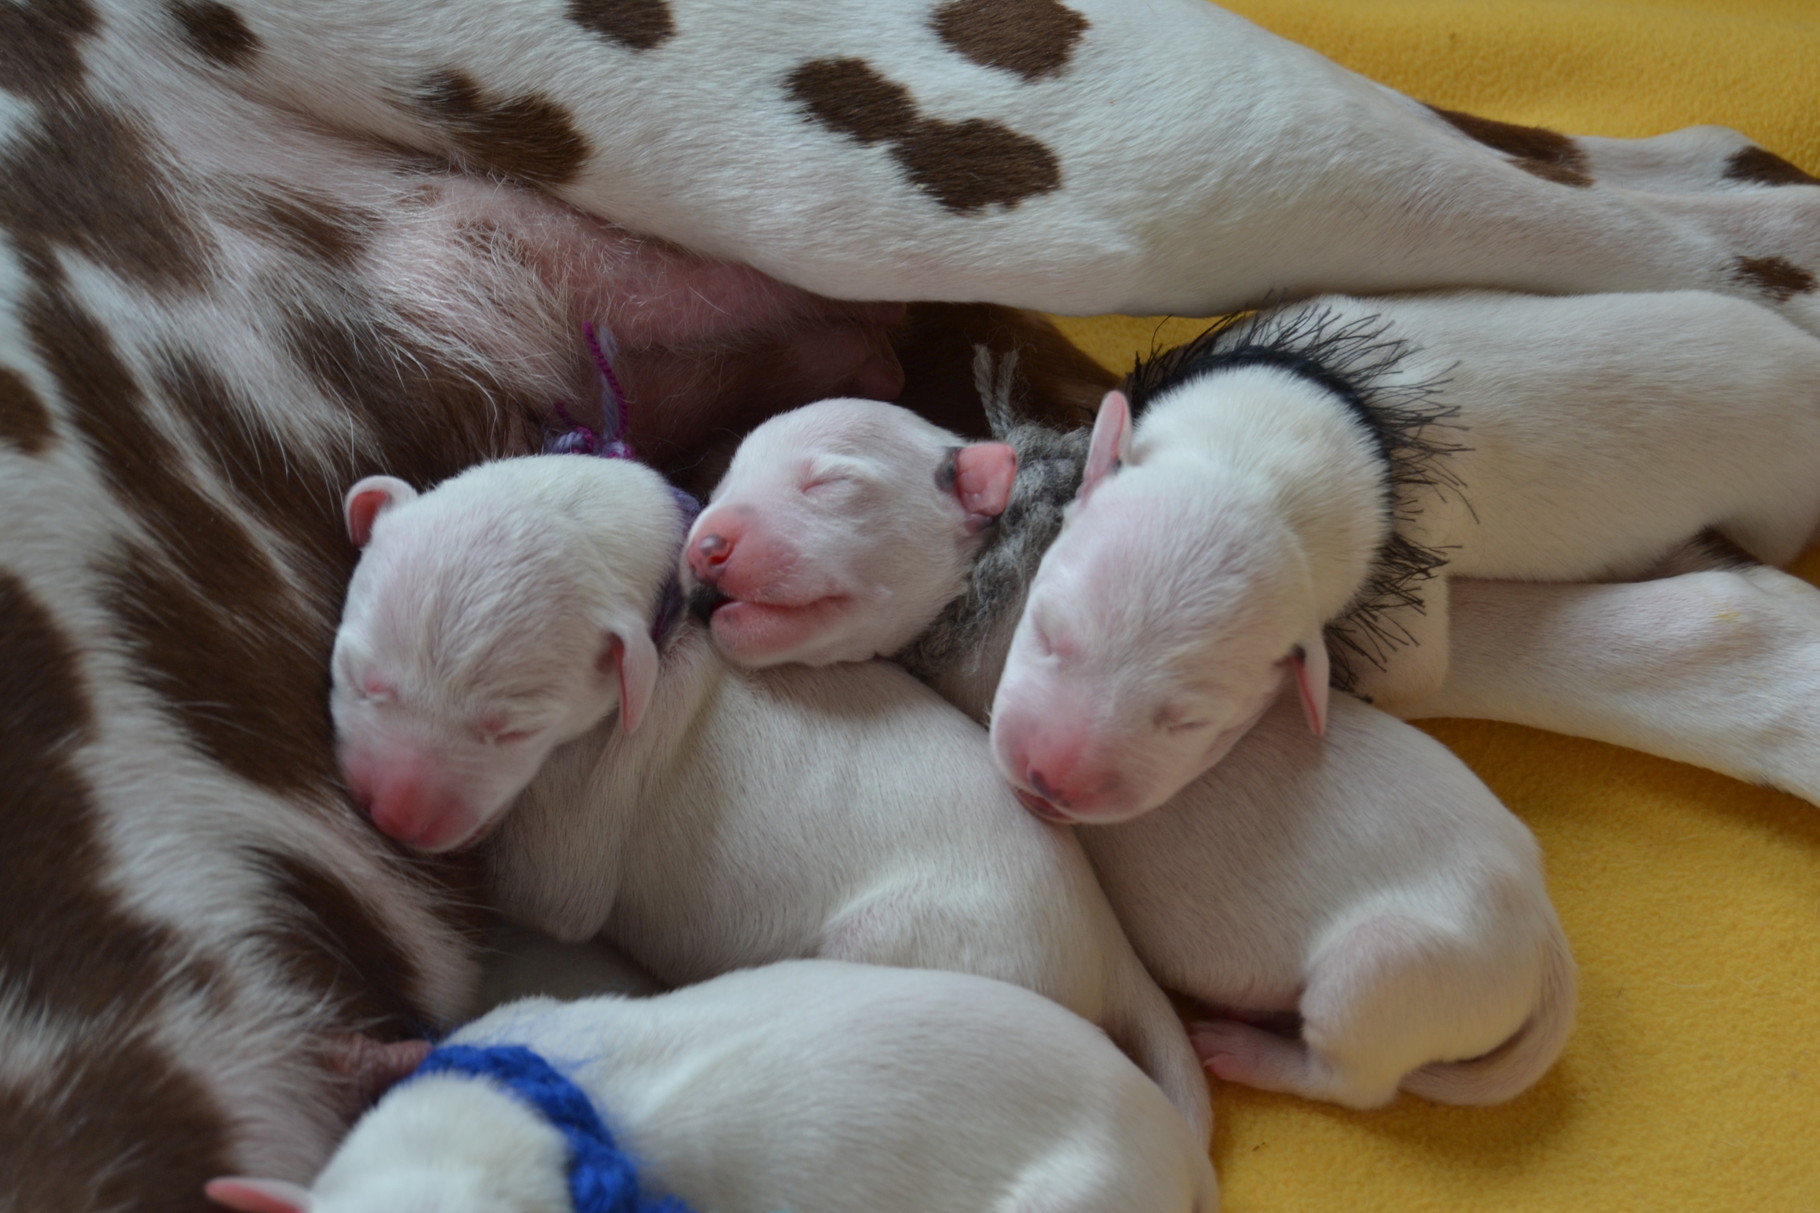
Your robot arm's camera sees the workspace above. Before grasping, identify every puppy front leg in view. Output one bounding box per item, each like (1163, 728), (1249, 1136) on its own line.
(1400, 569), (1820, 806)
(1333, 575), (1452, 713)
(1572, 126), (1817, 194)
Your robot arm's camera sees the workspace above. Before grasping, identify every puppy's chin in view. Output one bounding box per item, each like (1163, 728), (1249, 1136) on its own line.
(706, 595), (855, 667)
(405, 805), (508, 854)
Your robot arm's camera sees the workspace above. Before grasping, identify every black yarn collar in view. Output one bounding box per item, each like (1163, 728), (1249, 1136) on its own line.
(1122, 304), (1470, 692)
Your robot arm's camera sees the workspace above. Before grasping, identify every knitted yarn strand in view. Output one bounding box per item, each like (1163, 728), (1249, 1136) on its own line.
(409, 1044), (699, 1213)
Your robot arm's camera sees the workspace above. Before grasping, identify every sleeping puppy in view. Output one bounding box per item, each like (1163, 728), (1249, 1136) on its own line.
(681, 396), (1573, 1108)
(994, 290), (1820, 819)
(683, 389), (1820, 810)
(330, 454), (1213, 1140)
(208, 961), (1217, 1213)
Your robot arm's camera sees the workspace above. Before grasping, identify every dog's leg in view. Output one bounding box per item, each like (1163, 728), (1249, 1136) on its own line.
(1401, 563), (1820, 805)
(1332, 573), (1453, 712)
(1190, 912), (1534, 1110)
(1572, 126), (1818, 194)
(134, 0), (1819, 323)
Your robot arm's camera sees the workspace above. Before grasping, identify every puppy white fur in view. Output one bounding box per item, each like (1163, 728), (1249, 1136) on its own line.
(689, 399), (1574, 1108)
(687, 396), (1820, 807)
(995, 289), (1820, 817)
(1411, 561), (1820, 806)
(684, 397), (1014, 668)
(1101, 692), (1575, 1108)
(332, 455), (1213, 1139)
(332, 456), (686, 852)
(208, 962), (1217, 1213)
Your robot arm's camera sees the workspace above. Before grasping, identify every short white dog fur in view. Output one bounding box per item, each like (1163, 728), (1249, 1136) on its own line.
(332, 454), (1213, 1139)
(684, 394), (1820, 808)
(332, 457), (689, 853)
(992, 289), (1820, 818)
(685, 397), (1575, 1108)
(206, 961), (1217, 1213)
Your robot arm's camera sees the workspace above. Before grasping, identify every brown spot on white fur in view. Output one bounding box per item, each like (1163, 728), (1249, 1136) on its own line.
(787, 58), (1060, 213)
(169, 1), (262, 68)
(0, 1026), (236, 1213)
(107, 537), (344, 795)
(787, 58), (919, 145)
(256, 849), (443, 1034)
(152, 347), (349, 608)
(27, 293), (279, 616)
(1723, 146), (1820, 188)
(0, 568), (249, 1199)
(0, 93), (217, 294)
(1429, 105), (1591, 180)
(931, 0), (1089, 81)
(279, 297), (544, 489)
(416, 70), (591, 188)
(0, 0), (97, 99)
(565, 0), (676, 51)
(24, 290), (347, 797)
(1733, 254), (1819, 302)
(894, 116), (1062, 214)
(0, 368), (56, 455)
(0, 571), (181, 1018)
(1511, 157), (1594, 188)
(239, 189), (374, 272)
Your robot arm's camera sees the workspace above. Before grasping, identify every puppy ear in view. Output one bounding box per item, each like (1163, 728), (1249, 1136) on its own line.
(1285, 633), (1330, 737)
(948, 442), (1018, 533)
(1079, 390), (1131, 503)
(204, 1179), (313, 1213)
(343, 476), (418, 547)
(599, 625), (659, 735)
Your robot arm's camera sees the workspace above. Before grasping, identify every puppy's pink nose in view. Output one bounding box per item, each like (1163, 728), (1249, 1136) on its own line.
(363, 767), (465, 848)
(1006, 728), (1115, 817)
(688, 532), (735, 581)
(1026, 769), (1066, 806)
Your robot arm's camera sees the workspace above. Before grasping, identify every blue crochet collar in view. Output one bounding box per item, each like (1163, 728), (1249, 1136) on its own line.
(407, 1043), (697, 1213)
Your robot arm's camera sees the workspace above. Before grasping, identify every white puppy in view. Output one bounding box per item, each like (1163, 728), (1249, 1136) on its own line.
(685, 394), (1820, 808)
(684, 397), (1018, 673)
(206, 961), (1218, 1213)
(1101, 693), (1575, 1109)
(686, 397), (1575, 1108)
(332, 455), (1213, 1139)
(993, 290), (1820, 818)
(332, 456), (686, 852)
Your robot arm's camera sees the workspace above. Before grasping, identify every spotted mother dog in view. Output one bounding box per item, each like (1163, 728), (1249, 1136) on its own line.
(4, 0), (1819, 1207)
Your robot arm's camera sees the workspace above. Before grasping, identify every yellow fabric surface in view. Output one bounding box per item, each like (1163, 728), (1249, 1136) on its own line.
(1053, 3), (1820, 1208)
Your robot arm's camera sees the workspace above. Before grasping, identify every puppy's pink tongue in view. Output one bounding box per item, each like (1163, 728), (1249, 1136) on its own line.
(709, 596), (850, 661)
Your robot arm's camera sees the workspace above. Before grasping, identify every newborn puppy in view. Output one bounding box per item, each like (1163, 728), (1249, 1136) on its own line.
(332, 455), (686, 851)
(688, 395), (1574, 1109)
(684, 397), (1016, 667)
(1105, 691), (1575, 1109)
(693, 389), (1820, 810)
(994, 290), (1820, 818)
(332, 455), (1213, 1139)
(207, 961), (1218, 1213)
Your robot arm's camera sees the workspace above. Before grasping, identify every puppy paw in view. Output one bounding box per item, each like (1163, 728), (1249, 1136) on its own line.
(1190, 1019), (1311, 1094)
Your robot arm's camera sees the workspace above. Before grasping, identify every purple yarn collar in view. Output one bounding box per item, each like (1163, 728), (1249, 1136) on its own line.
(544, 322), (698, 649)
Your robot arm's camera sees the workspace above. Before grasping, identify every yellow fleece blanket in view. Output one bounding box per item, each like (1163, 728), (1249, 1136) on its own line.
(1054, 3), (1820, 1209)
